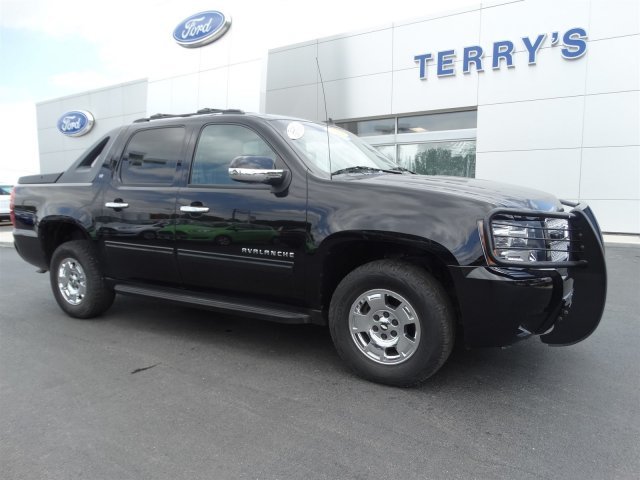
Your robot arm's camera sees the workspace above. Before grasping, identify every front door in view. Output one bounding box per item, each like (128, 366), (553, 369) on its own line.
(175, 123), (308, 301)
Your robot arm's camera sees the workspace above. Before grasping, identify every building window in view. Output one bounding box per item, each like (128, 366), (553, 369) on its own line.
(397, 140), (476, 177)
(397, 110), (477, 133)
(374, 144), (396, 162)
(337, 110), (477, 178)
(339, 118), (395, 137)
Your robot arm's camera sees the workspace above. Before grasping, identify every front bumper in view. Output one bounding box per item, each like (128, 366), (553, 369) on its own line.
(450, 202), (607, 348)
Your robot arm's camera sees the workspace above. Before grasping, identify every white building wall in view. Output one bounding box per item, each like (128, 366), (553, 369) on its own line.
(475, 0), (640, 233)
(36, 80), (147, 173)
(144, 1), (474, 116)
(265, 0), (640, 233)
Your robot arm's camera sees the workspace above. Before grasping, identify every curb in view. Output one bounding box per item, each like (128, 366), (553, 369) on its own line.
(603, 235), (640, 247)
(0, 230), (14, 248)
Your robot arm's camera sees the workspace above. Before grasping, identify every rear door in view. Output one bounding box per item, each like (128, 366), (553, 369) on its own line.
(175, 121), (308, 301)
(97, 125), (186, 285)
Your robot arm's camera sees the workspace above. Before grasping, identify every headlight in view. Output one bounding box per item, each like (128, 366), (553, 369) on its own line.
(491, 220), (541, 262)
(545, 217), (570, 262)
(482, 205), (587, 269)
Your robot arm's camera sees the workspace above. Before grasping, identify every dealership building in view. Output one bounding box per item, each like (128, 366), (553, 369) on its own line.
(35, 0), (639, 233)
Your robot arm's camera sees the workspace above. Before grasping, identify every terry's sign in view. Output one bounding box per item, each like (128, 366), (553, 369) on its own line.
(57, 111), (95, 137)
(414, 27), (587, 80)
(173, 11), (231, 48)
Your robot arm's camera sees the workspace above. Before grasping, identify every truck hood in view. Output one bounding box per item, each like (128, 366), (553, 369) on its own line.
(347, 173), (561, 212)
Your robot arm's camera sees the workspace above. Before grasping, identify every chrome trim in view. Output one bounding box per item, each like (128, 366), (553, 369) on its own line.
(105, 202), (129, 209)
(349, 288), (421, 365)
(229, 168), (285, 184)
(178, 249), (293, 269)
(104, 241), (174, 254)
(57, 258), (87, 305)
(180, 205), (210, 213)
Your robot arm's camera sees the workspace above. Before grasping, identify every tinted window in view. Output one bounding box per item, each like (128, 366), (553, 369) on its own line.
(78, 136), (110, 168)
(191, 124), (277, 185)
(120, 127), (185, 185)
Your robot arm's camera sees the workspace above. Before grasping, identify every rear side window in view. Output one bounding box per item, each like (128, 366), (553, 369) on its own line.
(120, 127), (185, 185)
(78, 136), (110, 169)
(190, 124), (278, 185)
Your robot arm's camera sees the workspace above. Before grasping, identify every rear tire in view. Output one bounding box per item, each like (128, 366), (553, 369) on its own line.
(50, 240), (115, 319)
(329, 260), (454, 387)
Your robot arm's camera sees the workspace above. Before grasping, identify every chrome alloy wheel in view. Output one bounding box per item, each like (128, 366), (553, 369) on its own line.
(57, 258), (87, 305)
(348, 289), (421, 365)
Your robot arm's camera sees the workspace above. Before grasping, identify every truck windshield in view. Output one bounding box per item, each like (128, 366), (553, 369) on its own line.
(271, 119), (405, 176)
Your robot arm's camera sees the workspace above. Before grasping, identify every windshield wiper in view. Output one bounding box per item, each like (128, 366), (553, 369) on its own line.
(332, 166), (403, 176)
(388, 166), (415, 174)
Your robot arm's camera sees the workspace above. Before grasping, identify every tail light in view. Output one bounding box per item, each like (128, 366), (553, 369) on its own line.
(9, 186), (15, 226)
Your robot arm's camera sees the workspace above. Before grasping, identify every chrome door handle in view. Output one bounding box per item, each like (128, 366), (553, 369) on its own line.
(180, 205), (210, 213)
(105, 202), (129, 209)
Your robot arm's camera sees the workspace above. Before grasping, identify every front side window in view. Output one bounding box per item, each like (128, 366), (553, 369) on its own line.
(120, 127), (185, 185)
(190, 124), (278, 185)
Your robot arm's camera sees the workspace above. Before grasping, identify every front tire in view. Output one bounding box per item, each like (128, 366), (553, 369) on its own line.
(50, 240), (115, 319)
(329, 260), (454, 387)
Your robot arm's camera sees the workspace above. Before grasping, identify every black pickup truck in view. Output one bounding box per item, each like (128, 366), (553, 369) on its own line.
(11, 109), (607, 386)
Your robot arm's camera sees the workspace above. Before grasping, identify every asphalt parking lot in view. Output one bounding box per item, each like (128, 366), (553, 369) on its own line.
(1, 227), (639, 480)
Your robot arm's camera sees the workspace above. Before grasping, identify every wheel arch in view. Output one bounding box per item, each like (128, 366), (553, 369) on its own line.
(38, 216), (92, 268)
(312, 231), (460, 320)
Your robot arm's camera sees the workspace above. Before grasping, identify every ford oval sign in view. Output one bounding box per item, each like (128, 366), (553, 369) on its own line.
(57, 111), (95, 137)
(173, 11), (231, 48)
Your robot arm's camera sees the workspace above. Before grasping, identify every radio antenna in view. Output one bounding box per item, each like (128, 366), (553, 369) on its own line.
(316, 57), (332, 179)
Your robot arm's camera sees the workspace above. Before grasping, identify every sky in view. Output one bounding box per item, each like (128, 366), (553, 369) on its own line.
(0, 0), (479, 183)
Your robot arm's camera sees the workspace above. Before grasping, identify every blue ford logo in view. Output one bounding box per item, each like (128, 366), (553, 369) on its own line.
(57, 111), (95, 137)
(173, 11), (231, 48)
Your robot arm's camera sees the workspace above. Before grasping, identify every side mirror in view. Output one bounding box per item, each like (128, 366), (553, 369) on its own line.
(228, 156), (286, 185)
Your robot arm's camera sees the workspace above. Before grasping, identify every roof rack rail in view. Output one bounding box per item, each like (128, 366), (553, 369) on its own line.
(133, 108), (245, 123)
(196, 108), (245, 114)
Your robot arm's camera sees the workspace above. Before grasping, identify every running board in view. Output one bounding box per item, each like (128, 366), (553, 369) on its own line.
(113, 284), (323, 325)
